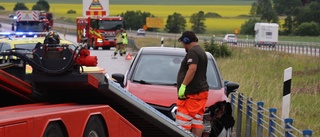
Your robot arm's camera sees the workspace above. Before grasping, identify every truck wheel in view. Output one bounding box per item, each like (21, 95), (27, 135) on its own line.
(103, 47), (110, 50)
(43, 122), (66, 137)
(92, 41), (98, 50)
(83, 116), (108, 137)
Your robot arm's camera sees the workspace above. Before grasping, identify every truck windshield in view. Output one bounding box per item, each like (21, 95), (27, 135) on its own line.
(98, 20), (123, 30)
(16, 22), (44, 32)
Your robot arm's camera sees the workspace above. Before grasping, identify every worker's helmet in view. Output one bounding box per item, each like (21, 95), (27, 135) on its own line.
(44, 31), (60, 44)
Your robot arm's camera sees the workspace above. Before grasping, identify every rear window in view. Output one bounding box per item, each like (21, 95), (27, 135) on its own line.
(266, 32), (272, 36)
(132, 54), (220, 88)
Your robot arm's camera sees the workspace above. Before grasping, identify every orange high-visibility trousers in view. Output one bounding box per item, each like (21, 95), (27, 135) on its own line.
(175, 91), (208, 130)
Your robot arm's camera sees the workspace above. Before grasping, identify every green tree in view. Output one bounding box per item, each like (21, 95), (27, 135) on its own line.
(293, 2), (320, 26)
(260, 0), (279, 23)
(240, 18), (261, 36)
(36, 0), (50, 12)
(189, 11), (206, 33)
(164, 12), (186, 33)
(249, 2), (258, 16)
(273, 0), (301, 15)
(13, 2), (29, 11)
(120, 10), (155, 30)
(0, 6), (5, 10)
(32, 4), (43, 11)
(282, 15), (294, 35)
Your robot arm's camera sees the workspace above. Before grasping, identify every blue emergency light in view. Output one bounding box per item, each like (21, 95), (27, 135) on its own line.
(0, 32), (48, 38)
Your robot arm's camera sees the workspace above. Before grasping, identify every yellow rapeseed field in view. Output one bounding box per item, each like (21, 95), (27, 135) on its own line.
(0, 3), (254, 33)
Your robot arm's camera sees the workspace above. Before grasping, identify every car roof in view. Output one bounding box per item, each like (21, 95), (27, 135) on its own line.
(226, 34), (236, 36)
(0, 37), (73, 46)
(139, 47), (213, 58)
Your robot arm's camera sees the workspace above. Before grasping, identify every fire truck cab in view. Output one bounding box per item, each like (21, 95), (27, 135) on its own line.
(76, 16), (125, 50)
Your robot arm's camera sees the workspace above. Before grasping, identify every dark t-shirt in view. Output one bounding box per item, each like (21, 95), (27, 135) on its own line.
(177, 45), (209, 95)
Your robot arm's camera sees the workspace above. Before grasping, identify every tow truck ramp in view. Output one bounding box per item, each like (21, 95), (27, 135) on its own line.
(100, 80), (195, 137)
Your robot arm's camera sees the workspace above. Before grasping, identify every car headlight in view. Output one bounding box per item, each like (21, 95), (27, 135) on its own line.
(97, 38), (103, 42)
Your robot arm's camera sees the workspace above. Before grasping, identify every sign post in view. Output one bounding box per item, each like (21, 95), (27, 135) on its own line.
(282, 67), (292, 120)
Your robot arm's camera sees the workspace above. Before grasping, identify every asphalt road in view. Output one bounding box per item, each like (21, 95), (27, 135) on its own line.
(0, 22), (133, 76)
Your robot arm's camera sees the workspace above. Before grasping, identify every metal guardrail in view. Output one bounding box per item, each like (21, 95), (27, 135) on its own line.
(231, 92), (313, 137)
(213, 38), (320, 57)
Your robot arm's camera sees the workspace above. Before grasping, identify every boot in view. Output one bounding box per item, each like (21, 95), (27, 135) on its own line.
(114, 52), (117, 56)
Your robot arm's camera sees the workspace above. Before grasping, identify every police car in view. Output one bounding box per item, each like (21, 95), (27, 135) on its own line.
(0, 32), (105, 74)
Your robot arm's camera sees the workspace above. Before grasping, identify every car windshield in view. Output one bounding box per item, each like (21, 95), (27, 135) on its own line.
(16, 22), (44, 32)
(14, 44), (76, 53)
(98, 20), (123, 30)
(228, 35), (236, 38)
(132, 54), (220, 88)
(14, 44), (37, 53)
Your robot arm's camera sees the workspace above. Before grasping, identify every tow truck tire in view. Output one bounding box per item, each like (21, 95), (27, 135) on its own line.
(83, 116), (108, 137)
(43, 122), (66, 137)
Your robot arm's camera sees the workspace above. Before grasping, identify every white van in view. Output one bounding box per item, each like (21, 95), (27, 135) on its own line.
(254, 23), (279, 47)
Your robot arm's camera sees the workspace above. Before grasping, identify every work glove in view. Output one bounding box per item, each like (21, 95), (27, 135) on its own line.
(178, 84), (186, 99)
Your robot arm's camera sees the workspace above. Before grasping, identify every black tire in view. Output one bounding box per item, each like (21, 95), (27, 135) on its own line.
(83, 116), (108, 137)
(92, 41), (98, 50)
(103, 47), (111, 50)
(43, 122), (66, 137)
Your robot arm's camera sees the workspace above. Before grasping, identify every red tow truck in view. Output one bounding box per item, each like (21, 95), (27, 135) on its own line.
(0, 35), (193, 137)
(76, 16), (125, 50)
(12, 10), (53, 32)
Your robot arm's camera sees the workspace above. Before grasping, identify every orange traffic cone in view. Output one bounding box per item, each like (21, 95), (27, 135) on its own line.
(125, 53), (133, 60)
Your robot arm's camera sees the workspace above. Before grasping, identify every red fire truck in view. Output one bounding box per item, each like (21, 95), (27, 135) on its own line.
(12, 10), (53, 32)
(76, 16), (125, 50)
(0, 34), (193, 137)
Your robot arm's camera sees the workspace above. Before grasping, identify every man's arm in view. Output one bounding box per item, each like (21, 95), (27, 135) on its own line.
(182, 64), (197, 85)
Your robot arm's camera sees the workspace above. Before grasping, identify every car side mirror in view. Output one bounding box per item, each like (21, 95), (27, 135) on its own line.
(112, 73), (125, 88)
(225, 81), (239, 97)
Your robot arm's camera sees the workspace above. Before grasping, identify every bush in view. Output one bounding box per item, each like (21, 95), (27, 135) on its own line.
(0, 6), (5, 10)
(204, 37), (231, 58)
(204, 12), (222, 18)
(67, 9), (76, 14)
(240, 18), (261, 36)
(294, 22), (320, 36)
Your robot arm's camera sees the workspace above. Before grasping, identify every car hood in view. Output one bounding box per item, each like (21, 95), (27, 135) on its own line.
(126, 81), (228, 107)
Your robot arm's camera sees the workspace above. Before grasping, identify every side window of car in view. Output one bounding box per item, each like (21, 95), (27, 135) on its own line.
(0, 43), (3, 52)
(1, 43), (11, 52)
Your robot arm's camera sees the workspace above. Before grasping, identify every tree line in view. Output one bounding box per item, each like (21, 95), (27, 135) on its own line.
(13, 0), (50, 12)
(121, 10), (207, 34)
(242, 0), (320, 36)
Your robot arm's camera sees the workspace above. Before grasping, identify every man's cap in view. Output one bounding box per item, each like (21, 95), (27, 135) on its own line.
(178, 31), (198, 43)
